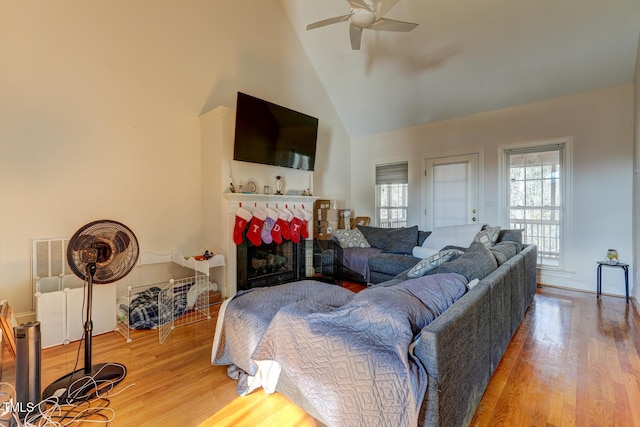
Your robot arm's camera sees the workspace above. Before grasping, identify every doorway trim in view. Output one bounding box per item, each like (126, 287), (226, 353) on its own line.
(423, 152), (483, 231)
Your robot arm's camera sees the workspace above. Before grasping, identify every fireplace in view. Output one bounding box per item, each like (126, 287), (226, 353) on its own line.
(236, 237), (306, 291)
(221, 193), (319, 297)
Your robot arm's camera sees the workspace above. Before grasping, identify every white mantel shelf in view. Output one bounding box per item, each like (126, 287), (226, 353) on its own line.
(223, 193), (318, 202)
(223, 193), (318, 212)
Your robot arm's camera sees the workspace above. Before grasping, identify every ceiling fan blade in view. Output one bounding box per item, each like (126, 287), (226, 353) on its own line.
(375, 0), (400, 17)
(350, 24), (363, 50)
(368, 17), (418, 32)
(307, 13), (353, 31)
(347, 0), (373, 11)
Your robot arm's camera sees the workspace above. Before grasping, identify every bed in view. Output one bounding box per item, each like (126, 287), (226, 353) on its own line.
(212, 274), (469, 426)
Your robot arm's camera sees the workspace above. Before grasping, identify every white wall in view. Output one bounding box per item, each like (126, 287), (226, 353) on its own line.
(0, 0), (350, 318)
(351, 85), (634, 296)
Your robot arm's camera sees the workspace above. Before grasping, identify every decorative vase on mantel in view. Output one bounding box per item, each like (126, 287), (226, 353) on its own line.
(275, 176), (283, 195)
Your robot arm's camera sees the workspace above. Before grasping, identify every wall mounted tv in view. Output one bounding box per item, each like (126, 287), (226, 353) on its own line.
(233, 92), (319, 171)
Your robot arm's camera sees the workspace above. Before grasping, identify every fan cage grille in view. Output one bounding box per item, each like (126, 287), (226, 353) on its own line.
(67, 220), (139, 284)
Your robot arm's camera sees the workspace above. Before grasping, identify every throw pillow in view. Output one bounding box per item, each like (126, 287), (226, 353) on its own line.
(356, 225), (392, 249)
(438, 241), (498, 281)
(333, 228), (371, 249)
(489, 241), (520, 265)
(385, 225), (419, 254)
(407, 249), (464, 278)
(474, 226), (501, 248)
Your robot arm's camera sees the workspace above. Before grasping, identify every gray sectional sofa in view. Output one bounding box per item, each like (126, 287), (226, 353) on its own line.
(330, 224), (522, 284)
(327, 225), (427, 283)
(416, 242), (537, 426)
(220, 224), (537, 426)
(326, 225), (538, 425)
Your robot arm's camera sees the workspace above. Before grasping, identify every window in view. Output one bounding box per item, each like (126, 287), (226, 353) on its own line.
(375, 162), (408, 228)
(504, 143), (568, 267)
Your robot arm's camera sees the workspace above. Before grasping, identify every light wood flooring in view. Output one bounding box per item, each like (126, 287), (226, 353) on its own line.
(1, 285), (639, 426)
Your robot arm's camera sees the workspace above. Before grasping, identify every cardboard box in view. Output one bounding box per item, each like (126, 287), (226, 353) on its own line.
(315, 199), (331, 210)
(350, 216), (371, 228)
(314, 220), (339, 240)
(315, 209), (339, 221)
(314, 231), (333, 240)
(315, 219), (329, 228)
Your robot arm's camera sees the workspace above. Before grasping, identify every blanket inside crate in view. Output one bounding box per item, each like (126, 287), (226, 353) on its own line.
(121, 283), (198, 330)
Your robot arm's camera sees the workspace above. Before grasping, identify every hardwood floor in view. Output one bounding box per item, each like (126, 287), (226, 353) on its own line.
(471, 286), (640, 426)
(1, 285), (639, 426)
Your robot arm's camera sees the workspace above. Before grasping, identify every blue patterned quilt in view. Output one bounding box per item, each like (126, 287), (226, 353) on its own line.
(123, 285), (191, 330)
(211, 275), (468, 427)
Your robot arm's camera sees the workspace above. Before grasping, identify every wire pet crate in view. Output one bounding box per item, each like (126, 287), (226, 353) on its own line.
(158, 273), (211, 344)
(117, 271), (212, 344)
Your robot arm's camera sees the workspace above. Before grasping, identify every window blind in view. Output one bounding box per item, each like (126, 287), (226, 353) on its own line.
(375, 162), (408, 185)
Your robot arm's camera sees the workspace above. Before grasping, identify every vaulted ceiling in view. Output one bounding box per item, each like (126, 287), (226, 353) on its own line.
(279, 0), (640, 138)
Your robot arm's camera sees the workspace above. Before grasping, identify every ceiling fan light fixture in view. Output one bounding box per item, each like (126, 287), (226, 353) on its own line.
(351, 10), (376, 27)
(306, 0), (418, 50)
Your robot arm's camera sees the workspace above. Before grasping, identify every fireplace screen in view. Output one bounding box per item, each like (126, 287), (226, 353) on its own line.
(249, 243), (293, 276)
(237, 239), (304, 291)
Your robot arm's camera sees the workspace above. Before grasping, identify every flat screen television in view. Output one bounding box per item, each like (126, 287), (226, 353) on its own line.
(233, 92), (319, 171)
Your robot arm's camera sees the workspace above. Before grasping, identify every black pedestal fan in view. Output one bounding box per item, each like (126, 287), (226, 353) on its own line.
(42, 220), (139, 402)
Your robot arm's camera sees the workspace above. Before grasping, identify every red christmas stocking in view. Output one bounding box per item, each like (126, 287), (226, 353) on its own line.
(300, 208), (312, 239)
(290, 209), (304, 244)
(271, 209), (285, 245)
(233, 206), (253, 245)
(247, 207), (267, 246)
(277, 208), (292, 241)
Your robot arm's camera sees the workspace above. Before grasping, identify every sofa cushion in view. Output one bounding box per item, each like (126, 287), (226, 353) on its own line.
(385, 226), (419, 254)
(368, 253), (421, 277)
(412, 246), (440, 259)
(356, 225), (391, 249)
(438, 241), (498, 281)
(489, 241), (521, 265)
(474, 226), (501, 247)
(496, 229), (523, 245)
(333, 228), (371, 248)
(423, 224), (484, 249)
(406, 249), (464, 278)
(413, 224), (484, 258)
(418, 231), (431, 246)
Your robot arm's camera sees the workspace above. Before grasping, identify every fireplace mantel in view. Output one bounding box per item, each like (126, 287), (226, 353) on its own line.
(223, 192), (318, 205)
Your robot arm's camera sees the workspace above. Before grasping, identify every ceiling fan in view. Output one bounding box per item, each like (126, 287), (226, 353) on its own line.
(306, 0), (418, 50)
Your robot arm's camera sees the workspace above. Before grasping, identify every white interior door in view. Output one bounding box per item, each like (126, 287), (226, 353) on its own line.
(424, 154), (480, 230)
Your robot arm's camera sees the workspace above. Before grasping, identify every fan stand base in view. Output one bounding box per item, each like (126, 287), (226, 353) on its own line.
(42, 362), (126, 403)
